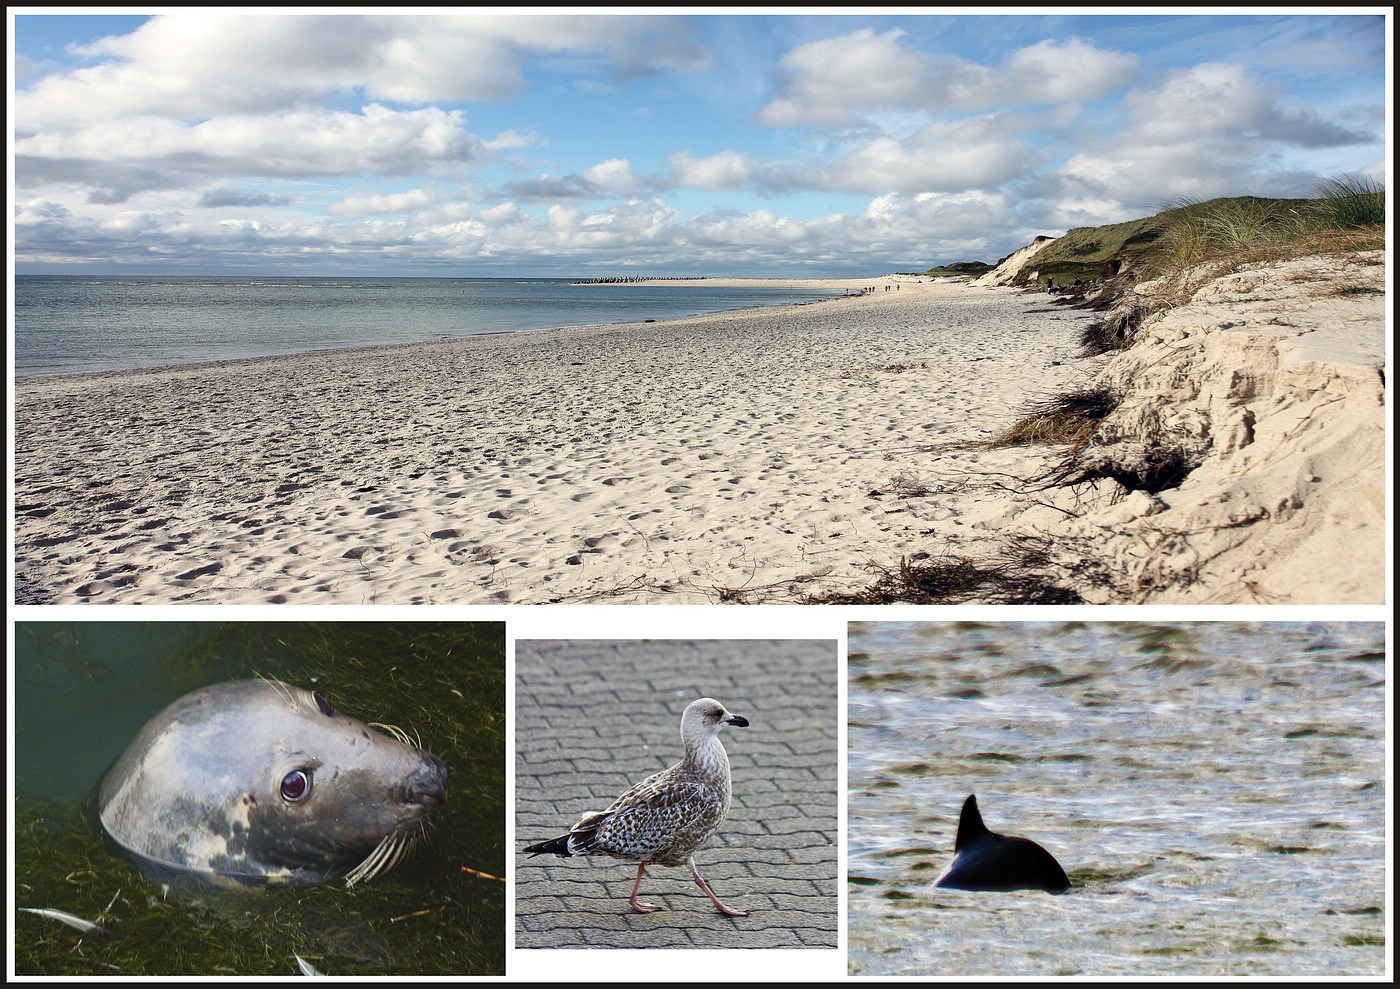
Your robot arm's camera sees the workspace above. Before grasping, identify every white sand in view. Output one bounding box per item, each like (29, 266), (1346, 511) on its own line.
(12, 261), (1385, 606)
(13, 276), (1085, 604)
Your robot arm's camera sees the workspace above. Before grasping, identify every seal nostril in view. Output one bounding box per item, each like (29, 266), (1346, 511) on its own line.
(405, 756), (449, 805)
(312, 692), (336, 717)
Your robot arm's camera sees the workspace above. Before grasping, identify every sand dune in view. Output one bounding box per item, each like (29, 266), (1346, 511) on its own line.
(1014, 252), (1387, 604)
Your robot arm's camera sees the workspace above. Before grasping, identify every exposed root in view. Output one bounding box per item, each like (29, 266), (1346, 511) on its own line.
(993, 387), (1120, 448)
(800, 549), (1084, 605)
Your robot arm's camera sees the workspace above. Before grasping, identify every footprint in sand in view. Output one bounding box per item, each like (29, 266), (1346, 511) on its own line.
(364, 506), (407, 519)
(75, 575), (139, 597)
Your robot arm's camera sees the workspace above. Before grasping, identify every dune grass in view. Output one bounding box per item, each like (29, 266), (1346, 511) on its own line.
(1141, 175), (1385, 303)
(1003, 174), (1385, 305)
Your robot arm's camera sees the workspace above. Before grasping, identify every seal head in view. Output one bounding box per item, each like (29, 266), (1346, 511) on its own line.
(933, 794), (1070, 893)
(98, 679), (447, 886)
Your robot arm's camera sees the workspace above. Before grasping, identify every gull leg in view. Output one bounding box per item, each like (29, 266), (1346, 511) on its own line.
(628, 862), (663, 913)
(689, 855), (748, 917)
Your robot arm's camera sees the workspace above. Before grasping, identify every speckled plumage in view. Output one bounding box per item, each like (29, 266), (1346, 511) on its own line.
(524, 696), (751, 915)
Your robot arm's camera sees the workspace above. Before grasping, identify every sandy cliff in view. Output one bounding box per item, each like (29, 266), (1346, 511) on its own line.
(971, 235), (1057, 287)
(1005, 251), (1386, 603)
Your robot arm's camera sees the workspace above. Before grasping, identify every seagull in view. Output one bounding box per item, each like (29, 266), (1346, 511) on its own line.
(523, 697), (751, 916)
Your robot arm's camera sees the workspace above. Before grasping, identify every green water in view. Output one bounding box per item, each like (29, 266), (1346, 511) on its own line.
(13, 621), (506, 977)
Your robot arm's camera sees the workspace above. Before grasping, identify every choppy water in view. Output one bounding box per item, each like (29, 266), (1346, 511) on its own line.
(13, 621), (507, 976)
(847, 621), (1387, 977)
(12, 275), (845, 376)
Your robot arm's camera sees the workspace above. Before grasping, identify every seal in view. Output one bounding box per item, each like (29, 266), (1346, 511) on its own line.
(97, 678), (448, 887)
(933, 794), (1071, 893)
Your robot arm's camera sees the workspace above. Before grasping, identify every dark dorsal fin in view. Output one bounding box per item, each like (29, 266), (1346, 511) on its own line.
(953, 793), (992, 851)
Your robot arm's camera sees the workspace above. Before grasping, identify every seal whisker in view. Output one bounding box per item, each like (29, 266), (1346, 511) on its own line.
(256, 672), (297, 708)
(344, 834), (395, 888)
(383, 837), (410, 877)
(368, 721), (412, 747)
(345, 828), (419, 888)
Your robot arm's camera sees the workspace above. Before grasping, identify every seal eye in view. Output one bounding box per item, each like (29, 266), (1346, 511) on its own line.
(313, 692), (336, 717)
(280, 769), (311, 802)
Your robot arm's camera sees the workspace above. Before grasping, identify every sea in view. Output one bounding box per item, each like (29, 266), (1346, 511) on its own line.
(11, 274), (847, 377)
(846, 621), (1387, 977)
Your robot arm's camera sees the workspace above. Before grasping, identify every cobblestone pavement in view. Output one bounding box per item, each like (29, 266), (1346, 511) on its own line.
(515, 638), (839, 949)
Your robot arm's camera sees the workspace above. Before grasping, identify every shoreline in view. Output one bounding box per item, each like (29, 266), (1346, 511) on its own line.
(13, 275), (884, 381)
(14, 278), (1087, 605)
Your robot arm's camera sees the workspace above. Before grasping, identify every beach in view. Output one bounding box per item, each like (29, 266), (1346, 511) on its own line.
(13, 276), (1085, 604)
(12, 262), (1385, 606)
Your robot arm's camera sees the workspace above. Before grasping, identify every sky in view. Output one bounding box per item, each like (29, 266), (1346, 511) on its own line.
(8, 9), (1390, 277)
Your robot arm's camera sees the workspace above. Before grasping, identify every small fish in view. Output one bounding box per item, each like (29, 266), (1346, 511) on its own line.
(17, 907), (109, 937)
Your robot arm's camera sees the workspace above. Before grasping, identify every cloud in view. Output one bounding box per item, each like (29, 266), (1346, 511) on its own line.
(21, 13), (709, 126)
(820, 116), (1039, 194)
(329, 187), (445, 217)
(998, 39), (1140, 105)
(1119, 62), (1373, 148)
(757, 29), (1139, 129)
(666, 150), (757, 191)
(757, 28), (937, 128)
(13, 14), (706, 223)
(1055, 62), (1377, 208)
(501, 158), (653, 202)
(664, 150), (813, 195)
(664, 115), (1037, 198)
(198, 187), (295, 209)
(17, 104), (486, 201)
(404, 198), (688, 262)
